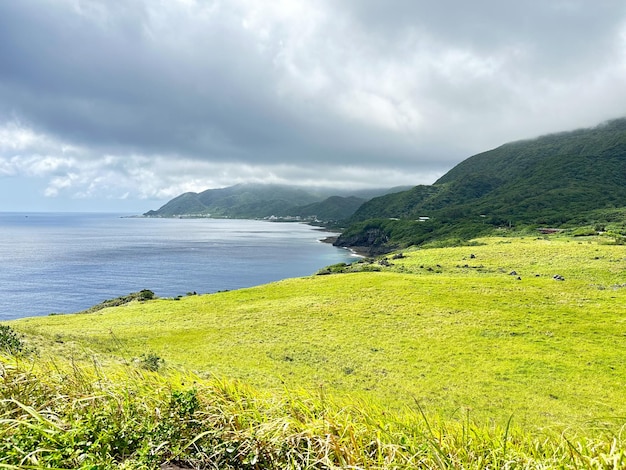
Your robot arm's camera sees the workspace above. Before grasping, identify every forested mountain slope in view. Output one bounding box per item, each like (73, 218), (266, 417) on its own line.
(337, 118), (626, 253)
(144, 183), (409, 221)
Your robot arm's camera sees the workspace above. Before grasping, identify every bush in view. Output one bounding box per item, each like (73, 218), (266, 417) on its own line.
(0, 324), (24, 355)
(138, 289), (155, 300)
(316, 263), (349, 275)
(571, 227), (598, 237)
(83, 290), (156, 314)
(139, 352), (164, 371)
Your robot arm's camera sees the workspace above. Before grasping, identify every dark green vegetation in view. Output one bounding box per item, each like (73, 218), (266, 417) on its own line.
(79, 289), (155, 314)
(336, 118), (626, 254)
(144, 183), (409, 222)
(0, 324), (23, 355)
(145, 184), (320, 219)
(288, 195), (366, 222)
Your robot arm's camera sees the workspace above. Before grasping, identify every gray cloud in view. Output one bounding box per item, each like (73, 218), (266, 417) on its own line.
(0, 0), (625, 209)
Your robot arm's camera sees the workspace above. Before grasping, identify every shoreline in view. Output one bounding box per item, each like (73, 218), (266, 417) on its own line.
(1, 216), (358, 321)
(319, 235), (369, 257)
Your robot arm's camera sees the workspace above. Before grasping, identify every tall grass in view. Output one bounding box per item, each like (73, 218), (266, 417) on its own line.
(1, 354), (624, 469)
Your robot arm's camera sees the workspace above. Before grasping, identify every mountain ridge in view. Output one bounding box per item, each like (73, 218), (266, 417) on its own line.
(144, 183), (411, 222)
(335, 117), (626, 254)
(145, 117), (626, 254)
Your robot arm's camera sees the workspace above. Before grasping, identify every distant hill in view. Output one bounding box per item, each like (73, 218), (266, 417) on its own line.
(287, 196), (366, 222)
(336, 117), (626, 254)
(144, 184), (318, 218)
(144, 183), (410, 221)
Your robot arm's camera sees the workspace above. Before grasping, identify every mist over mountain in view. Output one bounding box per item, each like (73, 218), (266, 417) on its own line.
(145, 118), (626, 255)
(336, 118), (626, 254)
(144, 184), (410, 222)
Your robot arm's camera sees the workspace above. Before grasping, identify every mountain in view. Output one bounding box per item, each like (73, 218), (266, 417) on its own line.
(287, 196), (366, 222)
(144, 184), (319, 218)
(144, 183), (409, 221)
(336, 118), (626, 254)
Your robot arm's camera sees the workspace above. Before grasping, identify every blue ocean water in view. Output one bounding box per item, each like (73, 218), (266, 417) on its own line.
(0, 213), (357, 320)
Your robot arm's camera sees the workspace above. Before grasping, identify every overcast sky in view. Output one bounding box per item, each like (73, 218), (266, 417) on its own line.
(1, 0), (625, 212)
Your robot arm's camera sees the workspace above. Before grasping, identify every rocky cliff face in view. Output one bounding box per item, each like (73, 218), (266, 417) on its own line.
(334, 226), (397, 256)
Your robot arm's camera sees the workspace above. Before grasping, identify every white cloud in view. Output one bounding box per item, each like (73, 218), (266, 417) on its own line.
(0, 117), (431, 207)
(1, 1), (626, 210)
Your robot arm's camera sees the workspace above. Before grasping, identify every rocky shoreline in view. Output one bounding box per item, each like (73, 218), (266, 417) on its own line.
(320, 235), (370, 257)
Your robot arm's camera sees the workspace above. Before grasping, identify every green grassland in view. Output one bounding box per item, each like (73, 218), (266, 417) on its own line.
(12, 235), (626, 425)
(4, 234), (626, 468)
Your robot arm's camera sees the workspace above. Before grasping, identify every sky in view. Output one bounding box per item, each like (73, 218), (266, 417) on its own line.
(1, 1), (626, 212)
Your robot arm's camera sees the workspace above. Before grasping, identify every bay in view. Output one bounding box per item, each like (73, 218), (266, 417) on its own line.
(0, 213), (357, 320)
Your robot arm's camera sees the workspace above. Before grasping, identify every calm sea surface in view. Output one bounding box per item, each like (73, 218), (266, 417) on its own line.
(0, 213), (357, 320)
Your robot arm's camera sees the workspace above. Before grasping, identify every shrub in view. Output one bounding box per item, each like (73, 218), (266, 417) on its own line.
(138, 289), (155, 300)
(0, 324), (24, 355)
(82, 290), (156, 314)
(316, 262), (349, 275)
(139, 352), (164, 371)
(571, 227), (598, 237)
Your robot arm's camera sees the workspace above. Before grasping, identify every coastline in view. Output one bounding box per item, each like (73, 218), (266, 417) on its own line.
(319, 235), (369, 257)
(0, 216), (357, 320)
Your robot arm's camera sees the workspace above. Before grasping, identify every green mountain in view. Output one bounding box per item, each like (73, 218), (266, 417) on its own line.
(287, 196), (366, 222)
(144, 183), (409, 221)
(144, 184), (321, 218)
(336, 117), (626, 254)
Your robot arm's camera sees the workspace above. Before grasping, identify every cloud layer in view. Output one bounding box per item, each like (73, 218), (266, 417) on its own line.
(1, 0), (625, 209)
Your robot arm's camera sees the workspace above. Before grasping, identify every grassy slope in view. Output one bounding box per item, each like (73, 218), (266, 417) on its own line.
(13, 235), (626, 433)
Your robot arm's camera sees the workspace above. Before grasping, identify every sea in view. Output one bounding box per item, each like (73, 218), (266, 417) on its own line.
(0, 213), (358, 321)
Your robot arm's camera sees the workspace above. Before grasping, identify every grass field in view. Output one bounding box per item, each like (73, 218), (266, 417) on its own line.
(4, 234), (626, 468)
